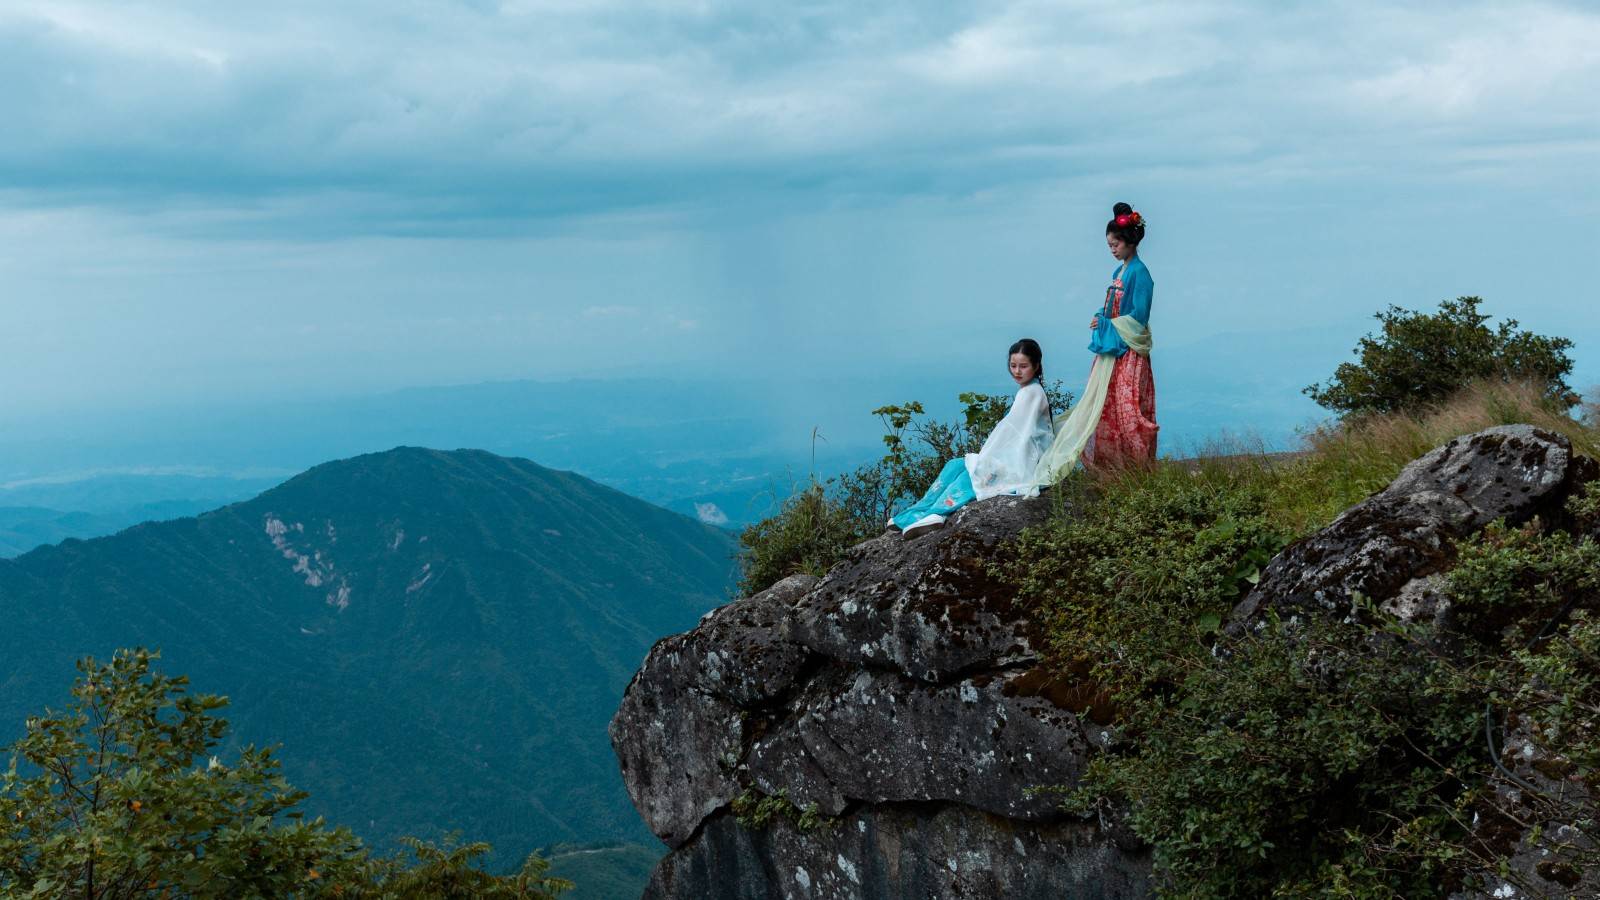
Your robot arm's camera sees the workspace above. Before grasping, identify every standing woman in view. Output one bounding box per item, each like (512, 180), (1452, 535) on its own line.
(1033, 202), (1157, 483)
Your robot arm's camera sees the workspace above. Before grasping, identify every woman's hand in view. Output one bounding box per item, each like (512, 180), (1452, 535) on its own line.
(1090, 316), (1100, 330)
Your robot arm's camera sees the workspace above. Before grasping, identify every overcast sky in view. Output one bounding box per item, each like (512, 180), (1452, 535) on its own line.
(2, 0), (1597, 425)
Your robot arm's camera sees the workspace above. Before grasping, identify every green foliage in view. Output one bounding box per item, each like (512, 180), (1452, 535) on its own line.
(730, 789), (833, 834)
(736, 484), (872, 595)
(1002, 397), (1600, 895)
(1305, 297), (1577, 416)
(0, 448), (737, 869)
(1445, 518), (1600, 641)
(738, 383), (1071, 595)
(1001, 461), (1288, 694)
(1507, 610), (1600, 781)
(0, 648), (570, 899)
(0, 648), (358, 898)
(1071, 616), (1481, 898)
(361, 836), (572, 899)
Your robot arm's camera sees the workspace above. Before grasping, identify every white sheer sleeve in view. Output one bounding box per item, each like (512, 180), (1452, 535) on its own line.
(965, 382), (1052, 500)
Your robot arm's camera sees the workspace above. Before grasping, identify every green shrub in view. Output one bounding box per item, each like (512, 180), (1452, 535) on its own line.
(1001, 459), (1288, 694)
(1305, 297), (1577, 417)
(362, 836), (571, 899)
(736, 484), (870, 595)
(1446, 518), (1600, 641)
(1001, 392), (1599, 895)
(738, 384), (1071, 595)
(1072, 615), (1481, 898)
(0, 649), (571, 899)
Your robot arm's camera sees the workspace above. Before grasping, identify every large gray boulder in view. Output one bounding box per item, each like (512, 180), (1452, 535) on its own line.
(786, 494), (1054, 681)
(1230, 425), (1593, 632)
(610, 574), (818, 848)
(747, 666), (1094, 821)
(610, 494), (1149, 898)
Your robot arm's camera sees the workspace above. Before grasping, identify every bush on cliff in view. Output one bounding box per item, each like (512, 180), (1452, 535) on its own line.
(1000, 380), (1598, 897)
(0, 648), (572, 899)
(1305, 296), (1577, 417)
(738, 385), (1071, 594)
(737, 484), (868, 595)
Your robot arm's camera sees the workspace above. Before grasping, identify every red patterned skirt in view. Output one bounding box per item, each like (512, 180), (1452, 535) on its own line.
(1085, 352), (1157, 467)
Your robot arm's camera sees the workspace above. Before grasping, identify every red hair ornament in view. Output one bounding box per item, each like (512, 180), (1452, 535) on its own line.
(1115, 211), (1143, 227)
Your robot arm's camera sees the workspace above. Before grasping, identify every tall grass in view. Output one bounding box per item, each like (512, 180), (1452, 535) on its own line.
(1077, 379), (1597, 542)
(1273, 378), (1597, 534)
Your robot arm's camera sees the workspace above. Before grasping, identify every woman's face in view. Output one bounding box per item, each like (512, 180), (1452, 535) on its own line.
(1107, 233), (1133, 261)
(1009, 353), (1037, 386)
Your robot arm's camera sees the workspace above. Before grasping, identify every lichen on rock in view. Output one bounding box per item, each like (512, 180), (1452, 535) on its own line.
(613, 424), (1598, 899)
(610, 494), (1150, 898)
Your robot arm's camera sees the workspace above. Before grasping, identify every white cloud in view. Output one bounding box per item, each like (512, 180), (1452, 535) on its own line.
(1347, 5), (1600, 123)
(2, 0), (1598, 422)
(0, 0), (1592, 235)
(694, 502), (729, 526)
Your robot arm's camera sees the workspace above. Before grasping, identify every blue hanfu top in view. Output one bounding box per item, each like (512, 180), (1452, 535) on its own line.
(1087, 256), (1153, 357)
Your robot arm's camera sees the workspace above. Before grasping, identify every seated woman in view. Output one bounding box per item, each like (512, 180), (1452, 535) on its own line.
(890, 339), (1054, 537)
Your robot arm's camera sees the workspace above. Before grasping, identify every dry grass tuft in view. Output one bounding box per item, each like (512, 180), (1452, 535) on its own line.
(1074, 379), (1598, 540)
(1277, 379), (1596, 534)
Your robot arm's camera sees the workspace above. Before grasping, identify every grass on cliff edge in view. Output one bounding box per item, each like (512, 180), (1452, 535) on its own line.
(999, 379), (1600, 897)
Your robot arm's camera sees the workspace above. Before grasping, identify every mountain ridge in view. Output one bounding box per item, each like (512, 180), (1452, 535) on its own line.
(0, 445), (736, 871)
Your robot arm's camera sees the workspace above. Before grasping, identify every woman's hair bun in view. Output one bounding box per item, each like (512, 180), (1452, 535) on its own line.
(1106, 201), (1146, 245)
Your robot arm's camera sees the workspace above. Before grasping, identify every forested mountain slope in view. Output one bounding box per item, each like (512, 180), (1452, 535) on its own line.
(0, 447), (736, 867)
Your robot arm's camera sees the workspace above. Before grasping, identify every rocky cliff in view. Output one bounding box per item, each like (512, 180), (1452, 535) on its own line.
(610, 425), (1598, 899)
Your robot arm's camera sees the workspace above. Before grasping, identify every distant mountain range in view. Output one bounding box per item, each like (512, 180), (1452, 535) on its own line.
(0, 352), (1345, 553)
(0, 447), (738, 874)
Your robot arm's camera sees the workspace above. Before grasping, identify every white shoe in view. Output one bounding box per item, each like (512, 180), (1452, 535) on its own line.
(901, 514), (946, 539)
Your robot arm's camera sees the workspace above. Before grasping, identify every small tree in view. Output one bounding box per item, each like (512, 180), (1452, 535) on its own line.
(1305, 296), (1577, 416)
(0, 648), (570, 899)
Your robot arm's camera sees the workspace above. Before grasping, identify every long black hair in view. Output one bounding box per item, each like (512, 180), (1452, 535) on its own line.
(1008, 338), (1052, 421)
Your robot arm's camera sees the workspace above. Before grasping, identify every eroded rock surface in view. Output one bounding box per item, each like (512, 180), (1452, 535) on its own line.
(1230, 425), (1592, 633)
(1450, 722), (1600, 900)
(610, 494), (1149, 898)
(786, 494), (1053, 682)
(641, 804), (1152, 900)
(609, 573), (818, 848)
(747, 666), (1093, 821)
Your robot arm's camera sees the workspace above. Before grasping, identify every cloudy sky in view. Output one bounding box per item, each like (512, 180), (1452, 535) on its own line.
(2, 0), (1597, 428)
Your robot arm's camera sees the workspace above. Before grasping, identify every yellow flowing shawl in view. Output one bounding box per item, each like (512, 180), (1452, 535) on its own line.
(1031, 316), (1152, 487)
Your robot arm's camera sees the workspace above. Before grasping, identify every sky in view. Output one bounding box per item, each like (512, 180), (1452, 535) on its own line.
(1, 0), (1598, 437)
